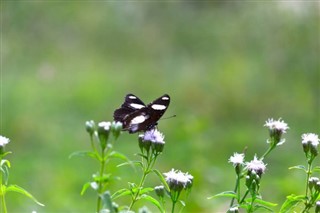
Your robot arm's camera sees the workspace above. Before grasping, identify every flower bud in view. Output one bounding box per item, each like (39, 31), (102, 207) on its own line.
(154, 185), (165, 198)
(308, 177), (319, 191)
(97, 122), (111, 150)
(315, 181), (320, 192)
(85, 120), (96, 136)
(316, 200), (320, 213)
(111, 121), (122, 140)
(228, 206), (239, 213)
(245, 175), (252, 188)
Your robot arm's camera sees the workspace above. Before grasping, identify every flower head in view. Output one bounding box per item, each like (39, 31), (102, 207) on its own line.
(163, 169), (193, 192)
(264, 118), (289, 146)
(228, 152), (245, 167)
(245, 155), (267, 177)
(229, 152), (245, 175)
(0, 135), (10, 147)
(264, 118), (289, 133)
(139, 129), (165, 154)
(142, 129), (165, 143)
(302, 133), (319, 147)
(98, 121), (111, 132)
(302, 133), (319, 157)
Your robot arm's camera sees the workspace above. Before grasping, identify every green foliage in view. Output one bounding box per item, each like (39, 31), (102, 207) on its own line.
(0, 146), (44, 212)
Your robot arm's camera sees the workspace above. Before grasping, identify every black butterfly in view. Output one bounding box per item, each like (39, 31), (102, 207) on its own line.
(113, 94), (170, 133)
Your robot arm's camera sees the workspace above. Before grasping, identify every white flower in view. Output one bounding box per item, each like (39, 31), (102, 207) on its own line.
(229, 206), (239, 212)
(245, 155), (267, 175)
(141, 129), (165, 144)
(163, 169), (193, 191)
(98, 121), (111, 131)
(302, 133), (319, 147)
(309, 177), (320, 183)
(112, 121), (122, 129)
(228, 153), (245, 167)
(0, 135), (10, 147)
(264, 118), (289, 133)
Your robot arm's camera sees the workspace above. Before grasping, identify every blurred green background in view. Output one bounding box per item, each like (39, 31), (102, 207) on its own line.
(2, 1), (319, 212)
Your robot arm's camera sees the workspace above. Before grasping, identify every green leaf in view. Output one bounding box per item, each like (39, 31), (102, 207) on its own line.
(1, 151), (12, 158)
(140, 187), (154, 195)
(109, 151), (129, 161)
(81, 182), (93, 195)
(152, 169), (170, 192)
(141, 194), (164, 213)
(312, 166), (320, 173)
(279, 194), (305, 213)
(253, 204), (274, 212)
(288, 165), (306, 172)
(246, 198), (277, 207)
(1, 159), (11, 168)
(69, 150), (100, 161)
(1, 160), (11, 184)
(180, 200), (186, 207)
(117, 161), (141, 170)
(6, 185), (44, 206)
(112, 188), (131, 200)
(207, 191), (237, 199)
(137, 153), (148, 160)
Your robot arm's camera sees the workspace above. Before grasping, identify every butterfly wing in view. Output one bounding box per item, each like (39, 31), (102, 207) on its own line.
(123, 94), (170, 133)
(113, 94), (146, 122)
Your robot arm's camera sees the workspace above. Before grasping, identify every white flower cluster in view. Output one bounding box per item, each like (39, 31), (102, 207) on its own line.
(163, 169), (193, 192)
(302, 133), (319, 148)
(245, 155), (267, 176)
(140, 129), (165, 144)
(0, 135), (10, 147)
(264, 118), (289, 133)
(228, 152), (245, 166)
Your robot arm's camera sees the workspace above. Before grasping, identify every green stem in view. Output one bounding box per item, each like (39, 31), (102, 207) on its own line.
(230, 174), (240, 207)
(128, 151), (156, 210)
(248, 194), (256, 213)
(260, 144), (275, 160)
(171, 200), (176, 213)
(170, 191), (181, 213)
(96, 149), (106, 212)
(0, 156), (7, 213)
(240, 189), (250, 204)
(305, 163), (311, 198)
(302, 159), (313, 213)
(90, 135), (98, 154)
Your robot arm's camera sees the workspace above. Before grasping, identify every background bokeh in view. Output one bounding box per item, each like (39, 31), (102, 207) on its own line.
(2, 2), (319, 212)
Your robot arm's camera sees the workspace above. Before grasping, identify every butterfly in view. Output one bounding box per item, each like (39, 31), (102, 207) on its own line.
(113, 94), (170, 133)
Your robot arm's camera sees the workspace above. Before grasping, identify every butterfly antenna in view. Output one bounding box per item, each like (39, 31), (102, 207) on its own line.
(161, 114), (177, 121)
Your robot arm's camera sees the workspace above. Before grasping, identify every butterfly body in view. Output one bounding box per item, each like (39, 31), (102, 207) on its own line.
(113, 94), (170, 133)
